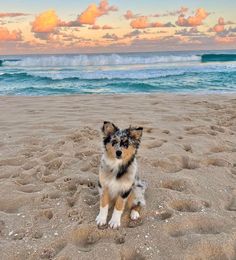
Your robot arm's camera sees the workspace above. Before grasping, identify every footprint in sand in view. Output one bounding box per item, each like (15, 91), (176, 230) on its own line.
(210, 125), (225, 133)
(162, 130), (170, 134)
(160, 178), (192, 193)
(40, 239), (67, 259)
(210, 146), (230, 153)
(169, 199), (210, 213)
(226, 195), (236, 211)
(167, 215), (225, 237)
(0, 157), (26, 167)
(183, 144), (192, 153)
(16, 183), (43, 193)
(146, 140), (165, 149)
(36, 209), (53, 221)
(67, 209), (84, 223)
(45, 158), (63, 170)
(184, 126), (208, 135)
(152, 155), (200, 173)
(204, 158), (232, 167)
(69, 225), (101, 252)
(22, 160), (39, 170)
(41, 151), (63, 163)
(0, 220), (5, 235)
(152, 209), (173, 222)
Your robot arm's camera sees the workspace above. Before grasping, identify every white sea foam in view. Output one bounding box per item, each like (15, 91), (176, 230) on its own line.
(3, 54), (200, 67)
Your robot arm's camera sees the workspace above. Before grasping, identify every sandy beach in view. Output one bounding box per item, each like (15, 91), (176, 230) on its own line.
(0, 93), (236, 260)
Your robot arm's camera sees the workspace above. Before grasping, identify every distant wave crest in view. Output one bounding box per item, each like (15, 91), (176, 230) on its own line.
(1, 54), (200, 67)
(201, 54), (236, 62)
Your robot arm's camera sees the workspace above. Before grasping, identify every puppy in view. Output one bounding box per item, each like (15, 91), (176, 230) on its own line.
(96, 121), (147, 229)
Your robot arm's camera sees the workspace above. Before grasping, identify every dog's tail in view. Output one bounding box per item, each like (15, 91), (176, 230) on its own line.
(132, 177), (147, 207)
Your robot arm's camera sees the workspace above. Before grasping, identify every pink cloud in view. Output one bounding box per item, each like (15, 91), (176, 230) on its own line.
(212, 17), (234, 33)
(0, 13), (29, 18)
(89, 24), (114, 30)
(154, 6), (188, 17)
(130, 16), (174, 29)
(0, 27), (22, 41)
(124, 10), (139, 20)
(176, 8), (209, 27)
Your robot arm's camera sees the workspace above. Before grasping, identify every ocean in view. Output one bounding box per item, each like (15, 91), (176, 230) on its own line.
(0, 50), (236, 95)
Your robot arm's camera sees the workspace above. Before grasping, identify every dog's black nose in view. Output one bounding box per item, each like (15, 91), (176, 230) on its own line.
(116, 150), (122, 157)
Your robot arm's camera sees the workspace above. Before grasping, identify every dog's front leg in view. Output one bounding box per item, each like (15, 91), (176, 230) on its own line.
(109, 189), (131, 229)
(96, 187), (110, 226)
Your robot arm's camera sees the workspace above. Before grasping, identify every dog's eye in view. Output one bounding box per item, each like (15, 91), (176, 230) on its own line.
(112, 140), (117, 146)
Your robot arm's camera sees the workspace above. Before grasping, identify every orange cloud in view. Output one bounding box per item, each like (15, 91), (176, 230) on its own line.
(130, 16), (149, 29)
(78, 0), (117, 25)
(0, 27), (22, 41)
(31, 10), (60, 33)
(176, 8), (209, 27)
(130, 16), (174, 29)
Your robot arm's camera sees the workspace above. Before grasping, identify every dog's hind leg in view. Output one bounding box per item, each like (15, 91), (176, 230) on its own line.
(128, 180), (147, 220)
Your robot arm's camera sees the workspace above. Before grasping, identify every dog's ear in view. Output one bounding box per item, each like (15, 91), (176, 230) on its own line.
(102, 121), (118, 136)
(129, 127), (143, 141)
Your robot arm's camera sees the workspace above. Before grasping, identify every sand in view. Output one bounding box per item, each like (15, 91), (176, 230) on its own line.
(0, 93), (236, 260)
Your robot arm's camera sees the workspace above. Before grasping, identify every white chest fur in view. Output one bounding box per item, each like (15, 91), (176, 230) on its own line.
(100, 155), (137, 199)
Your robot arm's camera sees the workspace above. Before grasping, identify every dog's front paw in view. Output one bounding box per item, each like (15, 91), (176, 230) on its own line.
(130, 209), (140, 220)
(108, 218), (121, 229)
(96, 214), (107, 226)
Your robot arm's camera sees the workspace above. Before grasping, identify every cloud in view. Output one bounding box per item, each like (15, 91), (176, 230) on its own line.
(31, 10), (60, 33)
(78, 0), (117, 25)
(124, 10), (139, 20)
(89, 24), (114, 30)
(212, 17), (234, 33)
(215, 26), (236, 39)
(130, 16), (175, 29)
(0, 13), (29, 18)
(102, 33), (119, 40)
(175, 27), (206, 36)
(154, 6), (188, 17)
(0, 27), (22, 41)
(176, 8), (209, 27)
(124, 29), (143, 38)
(215, 35), (236, 44)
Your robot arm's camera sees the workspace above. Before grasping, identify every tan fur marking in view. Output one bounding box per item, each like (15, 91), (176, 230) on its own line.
(129, 128), (142, 140)
(101, 187), (110, 207)
(122, 145), (135, 163)
(115, 196), (126, 211)
(127, 191), (135, 209)
(105, 143), (115, 159)
(103, 122), (117, 136)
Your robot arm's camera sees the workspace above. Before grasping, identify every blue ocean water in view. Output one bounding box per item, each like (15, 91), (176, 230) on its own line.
(0, 50), (236, 95)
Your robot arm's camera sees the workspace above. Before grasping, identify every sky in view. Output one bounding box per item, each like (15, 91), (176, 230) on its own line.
(0, 0), (236, 54)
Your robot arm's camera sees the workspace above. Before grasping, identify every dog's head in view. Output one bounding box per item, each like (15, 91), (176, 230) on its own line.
(102, 121), (143, 162)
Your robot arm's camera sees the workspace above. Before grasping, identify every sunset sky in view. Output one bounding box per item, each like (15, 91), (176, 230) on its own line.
(0, 0), (236, 55)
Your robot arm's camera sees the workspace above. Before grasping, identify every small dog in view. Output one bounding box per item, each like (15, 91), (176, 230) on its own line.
(96, 121), (147, 229)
